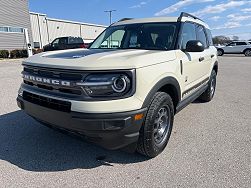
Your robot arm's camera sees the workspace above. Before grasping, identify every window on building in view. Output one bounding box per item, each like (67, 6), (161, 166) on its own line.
(0, 26), (23, 33)
(0, 27), (8, 32)
(9, 27), (24, 33)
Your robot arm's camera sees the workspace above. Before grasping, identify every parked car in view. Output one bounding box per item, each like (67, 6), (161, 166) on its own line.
(17, 12), (218, 158)
(217, 41), (251, 56)
(43, 37), (85, 52)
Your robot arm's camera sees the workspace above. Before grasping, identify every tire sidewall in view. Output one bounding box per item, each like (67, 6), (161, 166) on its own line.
(209, 70), (217, 99)
(144, 93), (174, 157)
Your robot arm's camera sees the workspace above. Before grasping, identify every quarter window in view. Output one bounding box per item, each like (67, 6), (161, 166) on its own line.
(196, 25), (208, 48)
(0, 27), (8, 32)
(181, 23), (196, 49)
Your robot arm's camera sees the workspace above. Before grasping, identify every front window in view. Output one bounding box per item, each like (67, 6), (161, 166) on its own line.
(90, 23), (179, 50)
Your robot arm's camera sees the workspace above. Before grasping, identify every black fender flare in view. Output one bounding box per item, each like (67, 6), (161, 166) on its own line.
(142, 77), (181, 108)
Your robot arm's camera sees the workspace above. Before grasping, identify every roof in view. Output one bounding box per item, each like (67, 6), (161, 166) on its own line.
(112, 16), (210, 29)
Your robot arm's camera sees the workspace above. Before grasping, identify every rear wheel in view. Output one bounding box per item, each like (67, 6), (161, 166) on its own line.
(244, 49), (251, 56)
(137, 92), (174, 158)
(217, 49), (224, 56)
(199, 70), (217, 102)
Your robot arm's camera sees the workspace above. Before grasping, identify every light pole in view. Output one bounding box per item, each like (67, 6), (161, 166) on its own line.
(104, 10), (116, 25)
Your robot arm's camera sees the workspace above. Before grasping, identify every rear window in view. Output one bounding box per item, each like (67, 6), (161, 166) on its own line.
(68, 37), (84, 44)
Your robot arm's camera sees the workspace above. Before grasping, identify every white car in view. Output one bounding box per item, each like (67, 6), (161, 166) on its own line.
(17, 12), (218, 158)
(217, 41), (251, 56)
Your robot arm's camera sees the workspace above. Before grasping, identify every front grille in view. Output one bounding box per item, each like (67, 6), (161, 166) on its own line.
(23, 66), (84, 96)
(23, 91), (71, 112)
(24, 67), (83, 80)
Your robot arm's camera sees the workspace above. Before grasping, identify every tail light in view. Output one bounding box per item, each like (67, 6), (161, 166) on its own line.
(80, 44), (85, 48)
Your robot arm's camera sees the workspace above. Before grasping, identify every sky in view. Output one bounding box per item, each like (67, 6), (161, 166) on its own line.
(29, 0), (251, 40)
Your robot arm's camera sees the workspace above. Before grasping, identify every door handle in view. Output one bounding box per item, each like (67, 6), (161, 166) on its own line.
(199, 57), (205, 62)
(211, 54), (215, 58)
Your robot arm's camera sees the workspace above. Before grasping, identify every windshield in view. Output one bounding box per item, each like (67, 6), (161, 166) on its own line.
(90, 23), (179, 50)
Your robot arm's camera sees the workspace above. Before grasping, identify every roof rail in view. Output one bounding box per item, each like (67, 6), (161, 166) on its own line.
(118, 18), (134, 22)
(177, 12), (203, 22)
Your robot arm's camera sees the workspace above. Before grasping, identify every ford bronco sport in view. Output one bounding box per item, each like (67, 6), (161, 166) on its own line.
(17, 12), (218, 158)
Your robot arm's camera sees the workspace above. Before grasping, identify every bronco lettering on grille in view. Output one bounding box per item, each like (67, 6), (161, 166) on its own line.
(23, 74), (71, 86)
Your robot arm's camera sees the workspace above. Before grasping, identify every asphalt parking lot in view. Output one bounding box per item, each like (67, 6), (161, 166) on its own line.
(0, 55), (250, 188)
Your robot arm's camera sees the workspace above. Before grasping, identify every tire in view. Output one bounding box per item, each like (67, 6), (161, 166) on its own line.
(199, 70), (217, 102)
(244, 49), (251, 56)
(217, 49), (224, 56)
(137, 92), (174, 158)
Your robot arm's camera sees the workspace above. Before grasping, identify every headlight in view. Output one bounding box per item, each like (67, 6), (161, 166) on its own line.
(76, 71), (135, 98)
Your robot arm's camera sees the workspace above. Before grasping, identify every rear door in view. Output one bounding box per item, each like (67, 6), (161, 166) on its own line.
(195, 24), (212, 78)
(235, 42), (248, 53)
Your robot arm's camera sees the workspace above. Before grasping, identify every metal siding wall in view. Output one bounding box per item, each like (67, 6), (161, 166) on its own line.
(0, 0), (32, 50)
(30, 13), (49, 48)
(81, 25), (105, 41)
(30, 13), (106, 46)
(47, 20), (81, 43)
(0, 33), (27, 50)
(30, 14), (40, 45)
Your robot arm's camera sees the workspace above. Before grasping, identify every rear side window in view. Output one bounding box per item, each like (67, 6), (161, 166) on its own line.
(236, 42), (247, 46)
(196, 25), (208, 48)
(68, 37), (84, 44)
(180, 23), (196, 49)
(205, 29), (213, 46)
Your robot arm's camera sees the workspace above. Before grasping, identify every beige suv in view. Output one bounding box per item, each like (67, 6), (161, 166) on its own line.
(17, 12), (218, 158)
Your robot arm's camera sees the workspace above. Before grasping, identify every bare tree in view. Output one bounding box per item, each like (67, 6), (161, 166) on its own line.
(213, 36), (232, 45)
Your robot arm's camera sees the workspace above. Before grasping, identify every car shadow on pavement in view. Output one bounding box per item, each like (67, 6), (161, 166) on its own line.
(0, 110), (148, 172)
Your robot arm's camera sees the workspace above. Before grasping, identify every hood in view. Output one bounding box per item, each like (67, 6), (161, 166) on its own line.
(23, 48), (176, 70)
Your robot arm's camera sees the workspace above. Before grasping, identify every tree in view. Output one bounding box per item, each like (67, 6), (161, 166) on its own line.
(213, 35), (232, 45)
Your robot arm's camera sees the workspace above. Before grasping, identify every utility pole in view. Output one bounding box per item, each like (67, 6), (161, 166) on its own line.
(104, 10), (116, 25)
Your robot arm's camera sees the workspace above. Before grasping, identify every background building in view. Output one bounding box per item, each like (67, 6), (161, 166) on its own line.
(30, 12), (106, 48)
(0, 0), (32, 50)
(0, 0), (106, 51)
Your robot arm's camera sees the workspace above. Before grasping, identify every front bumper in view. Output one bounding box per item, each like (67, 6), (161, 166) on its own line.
(17, 96), (147, 150)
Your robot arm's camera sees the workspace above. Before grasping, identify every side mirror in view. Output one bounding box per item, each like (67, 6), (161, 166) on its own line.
(186, 40), (204, 52)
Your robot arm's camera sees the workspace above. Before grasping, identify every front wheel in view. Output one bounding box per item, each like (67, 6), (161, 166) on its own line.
(137, 92), (174, 158)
